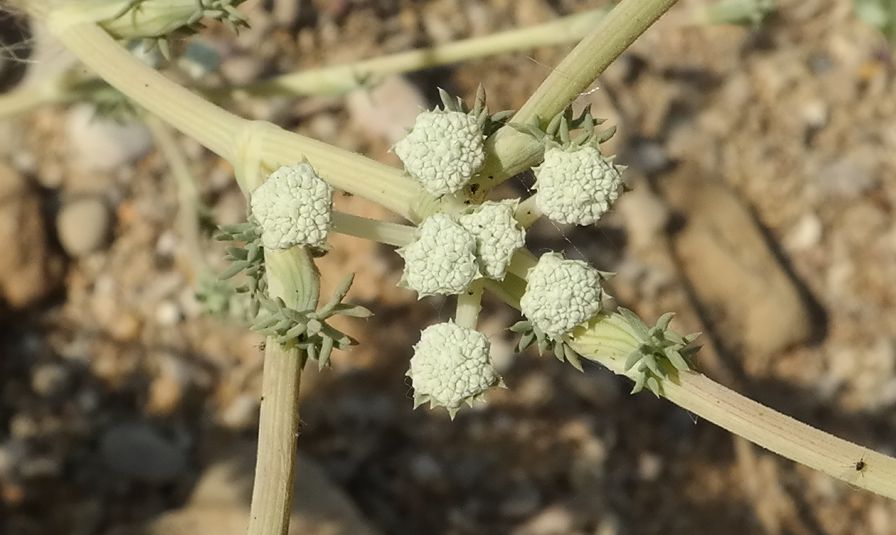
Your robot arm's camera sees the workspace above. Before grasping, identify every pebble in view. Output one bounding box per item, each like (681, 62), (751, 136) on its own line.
(218, 394), (259, 431)
(0, 164), (63, 307)
(100, 423), (187, 484)
(154, 300), (182, 326)
(813, 151), (878, 201)
(512, 505), (575, 535)
(65, 104), (152, 173)
(661, 168), (813, 357)
(409, 453), (444, 484)
(346, 75), (427, 144)
(56, 196), (111, 257)
(784, 212), (823, 251)
(516, 374), (555, 406)
(628, 139), (670, 174)
(30, 362), (70, 397)
(637, 452), (663, 481)
(500, 482), (542, 518)
(220, 54), (265, 86)
(615, 186), (670, 252)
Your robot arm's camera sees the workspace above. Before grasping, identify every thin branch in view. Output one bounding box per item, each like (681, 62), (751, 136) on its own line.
(472, 0), (679, 193)
(236, 8), (609, 98)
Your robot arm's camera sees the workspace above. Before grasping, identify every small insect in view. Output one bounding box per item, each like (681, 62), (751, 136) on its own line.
(257, 340), (266, 351)
(841, 454), (869, 485)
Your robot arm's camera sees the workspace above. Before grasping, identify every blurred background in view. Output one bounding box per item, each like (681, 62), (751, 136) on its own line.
(1, 0), (895, 533)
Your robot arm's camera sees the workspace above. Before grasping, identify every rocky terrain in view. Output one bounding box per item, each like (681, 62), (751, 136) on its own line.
(1, 0), (895, 534)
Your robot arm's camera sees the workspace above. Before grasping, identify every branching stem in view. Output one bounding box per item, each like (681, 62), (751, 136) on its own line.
(330, 212), (417, 247)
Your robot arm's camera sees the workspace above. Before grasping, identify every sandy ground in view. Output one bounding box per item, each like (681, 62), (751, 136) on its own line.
(1, 0), (895, 534)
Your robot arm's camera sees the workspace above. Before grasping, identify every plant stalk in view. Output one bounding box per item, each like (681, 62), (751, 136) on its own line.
(473, 0), (679, 193)
(237, 8), (609, 98)
(564, 314), (896, 500)
(330, 212), (417, 247)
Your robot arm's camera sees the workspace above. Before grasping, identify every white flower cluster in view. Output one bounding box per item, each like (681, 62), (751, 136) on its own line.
(407, 321), (502, 418)
(520, 252), (606, 339)
(534, 145), (624, 226)
(394, 109), (485, 196)
(250, 163), (333, 250)
(398, 202), (525, 298)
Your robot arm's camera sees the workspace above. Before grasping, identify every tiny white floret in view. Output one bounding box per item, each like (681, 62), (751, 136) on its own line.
(394, 110), (485, 196)
(398, 213), (479, 297)
(520, 252), (605, 339)
(534, 145), (623, 225)
(408, 321), (500, 417)
(458, 201), (526, 280)
(250, 163), (333, 249)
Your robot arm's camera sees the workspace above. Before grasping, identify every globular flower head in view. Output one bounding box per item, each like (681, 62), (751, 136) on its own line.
(394, 109), (485, 196)
(520, 252), (605, 339)
(458, 201), (526, 280)
(250, 163), (333, 250)
(534, 144), (624, 226)
(407, 321), (501, 418)
(398, 213), (479, 297)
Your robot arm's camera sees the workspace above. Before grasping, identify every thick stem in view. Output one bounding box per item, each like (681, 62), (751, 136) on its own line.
(246, 247), (319, 535)
(238, 8), (608, 98)
(570, 315), (896, 499)
(41, 21), (430, 220)
(248, 343), (303, 535)
(46, 19), (242, 161)
(473, 0), (679, 192)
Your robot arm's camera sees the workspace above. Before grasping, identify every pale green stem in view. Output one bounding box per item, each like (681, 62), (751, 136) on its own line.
(506, 249), (537, 279)
(40, 20), (432, 220)
(514, 195), (542, 229)
(237, 8), (608, 98)
(330, 211), (417, 247)
(248, 247), (318, 535)
(238, 144), (320, 535)
(568, 314), (896, 500)
(0, 83), (61, 119)
(45, 18), (242, 161)
(144, 115), (206, 272)
(472, 0), (679, 194)
(455, 280), (484, 330)
(248, 343), (301, 535)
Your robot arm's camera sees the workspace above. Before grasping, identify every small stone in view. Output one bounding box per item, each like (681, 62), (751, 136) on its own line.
(629, 139), (670, 174)
(516, 374), (555, 406)
(500, 482), (542, 518)
(155, 300), (182, 326)
(147, 374), (184, 417)
(661, 168), (813, 357)
(637, 452), (662, 481)
(346, 75), (427, 144)
(9, 414), (39, 439)
(220, 54), (264, 86)
(0, 164), (63, 307)
(616, 186), (669, 252)
(65, 104), (152, 173)
(813, 151), (878, 200)
(218, 394), (259, 431)
(100, 423), (187, 484)
(409, 453), (443, 483)
(784, 212), (822, 251)
(30, 363), (70, 397)
(512, 505), (575, 535)
(56, 196), (111, 257)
